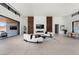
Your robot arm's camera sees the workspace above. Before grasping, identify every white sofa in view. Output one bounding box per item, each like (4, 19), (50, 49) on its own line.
(42, 32), (53, 38)
(24, 34), (43, 43)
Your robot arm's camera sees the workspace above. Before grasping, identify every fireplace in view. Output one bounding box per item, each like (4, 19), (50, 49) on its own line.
(35, 24), (44, 34)
(36, 24), (44, 29)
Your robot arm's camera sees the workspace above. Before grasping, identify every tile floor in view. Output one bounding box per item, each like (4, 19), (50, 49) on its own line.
(0, 35), (79, 55)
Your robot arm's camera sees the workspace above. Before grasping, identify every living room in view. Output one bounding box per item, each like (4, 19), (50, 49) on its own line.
(0, 3), (79, 55)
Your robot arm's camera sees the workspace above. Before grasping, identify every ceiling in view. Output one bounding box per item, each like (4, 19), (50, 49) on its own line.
(9, 3), (79, 17)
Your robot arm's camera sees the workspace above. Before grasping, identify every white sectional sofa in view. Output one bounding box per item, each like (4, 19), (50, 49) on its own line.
(23, 34), (43, 43)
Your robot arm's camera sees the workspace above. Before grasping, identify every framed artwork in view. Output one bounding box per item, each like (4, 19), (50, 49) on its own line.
(60, 25), (65, 31)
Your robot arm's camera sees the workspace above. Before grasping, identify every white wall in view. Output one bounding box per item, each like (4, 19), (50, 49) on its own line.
(64, 15), (79, 33)
(30, 16), (65, 35)
(63, 16), (72, 32)
(0, 5), (27, 35)
(34, 16), (46, 34)
(53, 17), (65, 34)
(0, 5), (65, 35)
(25, 17), (28, 33)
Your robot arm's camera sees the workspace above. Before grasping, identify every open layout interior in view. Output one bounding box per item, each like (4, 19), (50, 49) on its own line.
(0, 3), (79, 55)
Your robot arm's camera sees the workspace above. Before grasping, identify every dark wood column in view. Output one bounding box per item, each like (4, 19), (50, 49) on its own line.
(28, 16), (34, 34)
(46, 16), (53, 32)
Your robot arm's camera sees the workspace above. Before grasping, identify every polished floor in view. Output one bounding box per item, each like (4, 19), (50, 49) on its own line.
(0, 35), (79, 55)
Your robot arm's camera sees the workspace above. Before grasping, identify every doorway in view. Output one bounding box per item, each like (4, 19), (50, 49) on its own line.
(17, 22), (20, 35)
(72, 20), (79, 33)
(72, 22), (74, 32)
(0, 15), (20, 37)
(55, 24), (59, 34)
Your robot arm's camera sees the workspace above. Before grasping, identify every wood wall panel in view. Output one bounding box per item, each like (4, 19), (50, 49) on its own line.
(0, 18), (17, 23)
(0, 27), (6, 31)
(46, 16), (53, 32)
(28, 16), (34, 34)
(0, 18), (7, 22)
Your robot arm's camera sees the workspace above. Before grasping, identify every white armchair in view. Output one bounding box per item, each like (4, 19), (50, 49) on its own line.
(24, 34), (31, 41)
(44, 32), (53, 38)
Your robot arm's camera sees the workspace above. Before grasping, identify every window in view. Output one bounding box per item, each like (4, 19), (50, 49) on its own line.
(0, 22), (6, 26)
